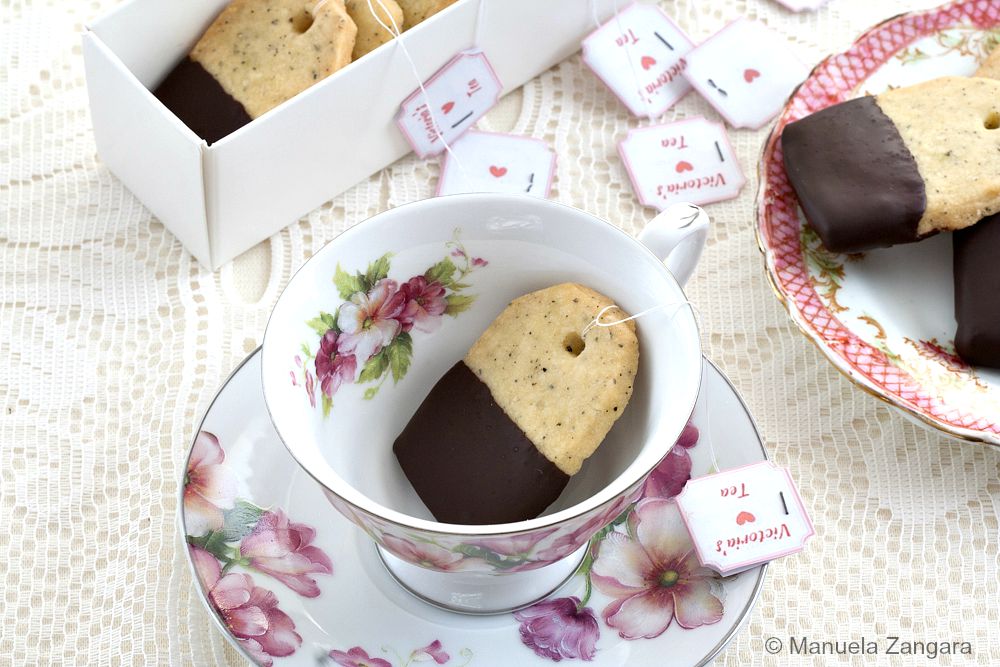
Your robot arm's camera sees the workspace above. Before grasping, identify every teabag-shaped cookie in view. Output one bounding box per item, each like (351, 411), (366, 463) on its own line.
(345, 0), (403, 59)
(154, 0), (356, 143)
(953, 213), (1000, 368)
(782, 77), (1000, 253)
(951, 56), (1000, 369)
(397, 0), (458, 29)
(393, 283), (639, 525)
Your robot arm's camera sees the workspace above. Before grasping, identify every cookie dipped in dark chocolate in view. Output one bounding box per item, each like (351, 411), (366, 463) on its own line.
(782, 96), (927, 253)
(393, 361), (569, 525)
(153, 58), (252, 145)
(954, 213), (1000, 368)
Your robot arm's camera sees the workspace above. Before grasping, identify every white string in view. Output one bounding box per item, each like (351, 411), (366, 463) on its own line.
(589, 0), (601, 29)
(581, 300), (697, 338)
(363, 0), (473, 183)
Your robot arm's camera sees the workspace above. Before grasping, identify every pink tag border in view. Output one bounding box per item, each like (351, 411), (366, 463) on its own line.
(435, 130), (558, 198)
(675, 460), (815, 574)
(617, 115), (746, 210)
(581, 2), (696, 118)
(394, 49), (504, 159)
(681, 17), (807, 130)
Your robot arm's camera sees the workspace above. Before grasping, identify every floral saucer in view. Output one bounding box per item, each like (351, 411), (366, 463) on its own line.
(757, 0), (1000, 445)
(180, 351), (768, 666)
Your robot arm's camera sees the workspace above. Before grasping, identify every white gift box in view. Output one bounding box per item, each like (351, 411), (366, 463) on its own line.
(82, 0), (620, 269)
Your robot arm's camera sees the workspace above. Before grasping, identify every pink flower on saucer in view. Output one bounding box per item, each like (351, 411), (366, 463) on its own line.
(381, 534), (466, 571)
(591, 498), (723, 639)
(398, 276), (447, 333)
(513, 596), (599, 662)
(409, 639), (450, 664)
(329, 646), (392, 667)
(184, 431), (238, 535)
(337, 279), (406, 362)
(190, 546), (301, 666)
(315, 329), (357, 398)
(239, 509), (333, 598)
(642, 422), (699, 501)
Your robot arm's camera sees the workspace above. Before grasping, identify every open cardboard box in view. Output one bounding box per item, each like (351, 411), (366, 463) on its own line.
(82, 0), (619, 269)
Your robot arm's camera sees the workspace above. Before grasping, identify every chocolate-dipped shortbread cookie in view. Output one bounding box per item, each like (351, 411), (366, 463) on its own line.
(393, 283), (640, 525)
(953, 213), (1000, 368)
(782, 77), (1000, 253)
(154, 0), (356, 143)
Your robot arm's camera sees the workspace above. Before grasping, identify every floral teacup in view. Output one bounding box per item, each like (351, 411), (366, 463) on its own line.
(261, 194), (707, 613)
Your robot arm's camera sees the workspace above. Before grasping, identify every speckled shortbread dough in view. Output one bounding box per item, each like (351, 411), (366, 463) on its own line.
(975, 46), (1000, 79)
(191, 0), (356, 119)
(875, 76), (1000, 235)
(345, 0), (403, 59)
(398, 0), (458, 30)
(464, 283), (639, 476)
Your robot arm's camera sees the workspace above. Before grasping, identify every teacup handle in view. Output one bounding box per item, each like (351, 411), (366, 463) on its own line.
(636, 203), (709, 287)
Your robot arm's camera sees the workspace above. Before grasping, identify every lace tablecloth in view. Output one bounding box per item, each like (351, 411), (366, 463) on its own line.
(4, 0), (1000, 664)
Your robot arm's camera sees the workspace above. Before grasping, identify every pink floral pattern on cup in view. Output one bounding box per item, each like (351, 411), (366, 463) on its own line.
(510, 423), (726, 661)
(321, 423), (701, 581)
(293, 237), (486, 416)
(184, 430), (333, 665)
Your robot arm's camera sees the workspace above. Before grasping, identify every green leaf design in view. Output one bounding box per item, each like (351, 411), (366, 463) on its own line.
(358, 350), (389, 384)
(425, 257), (457, 286)
(363, 386), (380, 400)
(322, 394), (333, 418)
(218, 500), (265, 542)
(307, 317), (331, 336)
(365, 253), (393, 286)
(387, 332), (413, 383)
(188, 531), (232, 562)
(444, 294), (476, 316)
(333, 264), (364, 300)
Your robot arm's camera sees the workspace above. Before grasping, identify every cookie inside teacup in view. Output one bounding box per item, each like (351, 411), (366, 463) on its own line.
(394, 283), (640, 525)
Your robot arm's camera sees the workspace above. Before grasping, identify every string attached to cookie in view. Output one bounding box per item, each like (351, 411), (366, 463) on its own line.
(363, 0), (474, 186)
(581, 300), (698, 338)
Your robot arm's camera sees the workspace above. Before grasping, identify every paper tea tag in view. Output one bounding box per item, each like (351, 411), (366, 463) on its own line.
(582, 3), (695, 117)
(437, 131), (556, 197)
(682, 18), (809, 129)
(619, 116), (745, 210)
(676, 461), (814, 575)
(773, 0), (828, 11)
(396, 49), (503, 158)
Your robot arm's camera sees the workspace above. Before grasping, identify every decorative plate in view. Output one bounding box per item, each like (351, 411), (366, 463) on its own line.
(757, 0), (1000, 445)
(179, 351), (768, 666)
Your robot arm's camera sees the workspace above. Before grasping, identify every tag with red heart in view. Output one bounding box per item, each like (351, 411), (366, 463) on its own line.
(437, 130), (556, 198)
(682, 18), (808, 129)
(618, 116), (745, 210)
(581, 3), (695, 118)
(675, 461), (814, 575)
(396, 49), (503, 158)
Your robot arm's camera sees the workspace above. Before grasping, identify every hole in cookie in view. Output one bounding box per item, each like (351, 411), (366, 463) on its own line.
(563, 332), (586, 357)
(985, 112), (1000, 130)
(291, 10), (314, 33)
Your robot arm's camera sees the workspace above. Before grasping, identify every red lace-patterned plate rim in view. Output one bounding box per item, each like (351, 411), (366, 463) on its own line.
(754, 0), (1000, 446)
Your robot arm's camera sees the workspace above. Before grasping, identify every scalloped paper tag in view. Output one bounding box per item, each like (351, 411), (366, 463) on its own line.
(581, 3), (695, 117)
(395, 50), (503, 158)
(618, 116), (745, 210)
(682, 18), (809, 129)
(437, 131), (556, 197)
(675, 461), (814, 575)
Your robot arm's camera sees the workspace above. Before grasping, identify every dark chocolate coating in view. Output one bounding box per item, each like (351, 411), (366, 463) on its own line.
(954, 214), (1000, 368)
(393, 361), (569, 525)
(782, 96), (927, 253)
(153, 58), (252, 145)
